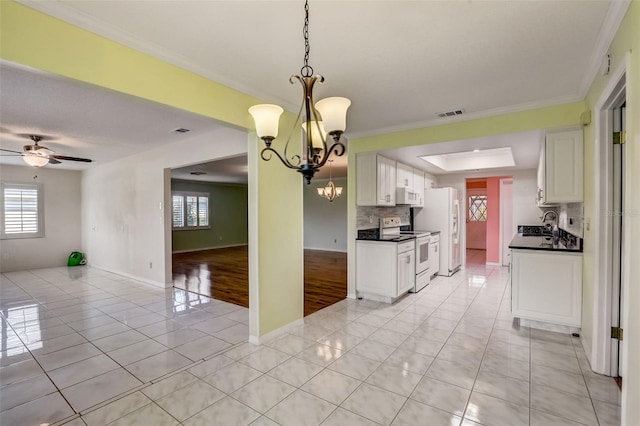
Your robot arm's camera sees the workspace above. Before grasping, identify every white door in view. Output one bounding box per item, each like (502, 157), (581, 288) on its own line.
(466, 188), (487, 249)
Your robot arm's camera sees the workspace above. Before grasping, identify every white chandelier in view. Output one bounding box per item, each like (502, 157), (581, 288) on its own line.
(248, 0), (350, 184)
(317, 160), (342, 202)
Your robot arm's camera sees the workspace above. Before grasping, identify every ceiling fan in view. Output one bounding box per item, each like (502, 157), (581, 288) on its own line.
(0, 135), (92, 167)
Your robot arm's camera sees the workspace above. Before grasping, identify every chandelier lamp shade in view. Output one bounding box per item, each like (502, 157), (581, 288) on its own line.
(317, 160), (342, 202)
(248, 0), (351, 184)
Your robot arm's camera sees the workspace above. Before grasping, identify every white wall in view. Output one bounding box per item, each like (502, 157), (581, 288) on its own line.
(0, 165), (81, 272)
(81, 126), (247, 287)
(303, 177), (347, 252)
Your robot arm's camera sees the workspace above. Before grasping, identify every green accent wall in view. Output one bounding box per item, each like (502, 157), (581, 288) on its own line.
(171, 180), (248, 252)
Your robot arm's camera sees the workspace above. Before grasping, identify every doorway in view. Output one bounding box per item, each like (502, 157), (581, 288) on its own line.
(466, 179), (487, 251)
(610, 101), (626, 380)
(303, 175), (348, 316)
(592, 59), (629, 380)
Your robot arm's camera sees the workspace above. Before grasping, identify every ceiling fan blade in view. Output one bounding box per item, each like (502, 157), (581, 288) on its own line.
(48, 158), (62, 164)
(0, 148), (23, 154)
(51, 155), (92, 163)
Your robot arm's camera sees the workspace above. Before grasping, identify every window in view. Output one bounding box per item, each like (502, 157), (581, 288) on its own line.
(1, 183), (44, 239)
(468, 194), (487, 222)
(172, 191), (209, 229)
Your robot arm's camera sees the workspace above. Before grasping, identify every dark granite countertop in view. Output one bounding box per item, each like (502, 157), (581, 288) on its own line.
(509, 235), (583, 253)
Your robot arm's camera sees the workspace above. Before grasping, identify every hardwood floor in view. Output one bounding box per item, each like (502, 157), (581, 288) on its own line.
(303, 249), (347, 316)
(172, 246), (347, 316)
(172, 245), (249, 307)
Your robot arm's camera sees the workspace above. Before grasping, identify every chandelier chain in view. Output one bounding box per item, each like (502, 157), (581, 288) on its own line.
(301, 0), (313, 77)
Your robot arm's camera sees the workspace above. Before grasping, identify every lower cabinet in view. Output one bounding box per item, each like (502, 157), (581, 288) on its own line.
(429, 235), (440, 277)
(511, 249), (582, 327)
(356, 240), (415, 303)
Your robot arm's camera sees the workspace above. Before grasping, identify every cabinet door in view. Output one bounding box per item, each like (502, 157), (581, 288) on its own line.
(413, 169), (424, 207)
(356, 153), (377, 206)
(511, 250), (582, 327)
(397, 163), (413, 188)
(377, 156), (396, 206)
(376, 156), (390, 205)
(536, 142), (546, 206)
(545, 129), (583, 203)
(397, 251), (415, 295)
(387, 160), (396, 205)
(430, 242), (440, 275)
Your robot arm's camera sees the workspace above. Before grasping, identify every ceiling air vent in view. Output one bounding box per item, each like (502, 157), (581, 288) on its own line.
(173, 128), (191, 133)
(190, 171), (206, 176)
(436, 109), (465, 118)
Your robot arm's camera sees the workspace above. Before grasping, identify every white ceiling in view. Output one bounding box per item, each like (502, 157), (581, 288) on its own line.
(1, 1), (626, 180)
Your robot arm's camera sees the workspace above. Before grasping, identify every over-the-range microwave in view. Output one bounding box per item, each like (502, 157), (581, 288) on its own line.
(396, 187), (420, 205)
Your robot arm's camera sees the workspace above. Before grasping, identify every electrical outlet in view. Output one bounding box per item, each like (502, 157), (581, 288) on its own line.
(334, 238), (337, 244)
(219, 236), (223, 241)
(149, 262), (153, 269)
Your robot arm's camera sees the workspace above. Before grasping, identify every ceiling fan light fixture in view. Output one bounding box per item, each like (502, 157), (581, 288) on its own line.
(23, 155), (49, 167)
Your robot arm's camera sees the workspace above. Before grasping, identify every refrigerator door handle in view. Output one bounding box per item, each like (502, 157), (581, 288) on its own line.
(453, 198), (460, 244)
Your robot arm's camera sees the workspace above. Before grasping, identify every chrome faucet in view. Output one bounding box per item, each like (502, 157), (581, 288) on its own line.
(541, 210), (558, 224)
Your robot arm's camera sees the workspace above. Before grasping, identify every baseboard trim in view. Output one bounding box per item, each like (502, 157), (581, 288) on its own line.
(172, 243), (248, 254)
(88, 264), (168, 289)
(347, 292), (357, 300)
(303, 246), (348, 253)
(485, 262), (501, 266)
(520, 318), (580, 335)
(248, 318), (305, 345)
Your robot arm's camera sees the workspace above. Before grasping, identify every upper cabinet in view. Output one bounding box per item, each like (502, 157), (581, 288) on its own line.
(396, 163), (413, 188)
(413, 168), (424, 207)
(357, 153), (396, 206)
(537, 129), (583, 206)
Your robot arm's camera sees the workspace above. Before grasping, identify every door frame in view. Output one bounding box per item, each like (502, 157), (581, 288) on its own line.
(590, 52), (630, 377)
(499, 178), (514, 266)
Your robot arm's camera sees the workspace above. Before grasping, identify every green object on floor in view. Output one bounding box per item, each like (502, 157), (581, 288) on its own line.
(67, 251), (86, 266)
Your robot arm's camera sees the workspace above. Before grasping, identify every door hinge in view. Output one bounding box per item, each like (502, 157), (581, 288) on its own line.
(611, 327), (623, 341)
(613, 131), (626, 145)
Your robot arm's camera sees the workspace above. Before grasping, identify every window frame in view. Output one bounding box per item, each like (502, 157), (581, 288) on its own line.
(171, 191), (210, 231)
(1, 182), (45, 240)
(467, 194), (488, 222)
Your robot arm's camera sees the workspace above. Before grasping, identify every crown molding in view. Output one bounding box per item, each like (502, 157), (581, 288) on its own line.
(16, 0), (298, 112)
(578, 0), (632, 98)
(348, 93), (584, 140)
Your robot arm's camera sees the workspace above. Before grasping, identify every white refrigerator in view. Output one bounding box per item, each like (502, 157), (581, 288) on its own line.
(413, 187), (462, 276)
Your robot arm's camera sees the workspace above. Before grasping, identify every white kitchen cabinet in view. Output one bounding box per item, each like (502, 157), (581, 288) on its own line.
(429, 234), (440, 277)
(356, 153), (396, 206)
(356, 240), (415, 302)
(537, 129), (583, 206)
(511, 249), (582, 327)
(396, 163), (413, 188)
(413, 168), (424, 207)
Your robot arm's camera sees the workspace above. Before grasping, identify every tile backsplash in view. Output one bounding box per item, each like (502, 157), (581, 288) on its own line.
(559, 202), (584, 238)
(356, 206), (411, 230)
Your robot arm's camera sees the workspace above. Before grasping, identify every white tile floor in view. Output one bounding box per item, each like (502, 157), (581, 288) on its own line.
(0, 251), (621, 425)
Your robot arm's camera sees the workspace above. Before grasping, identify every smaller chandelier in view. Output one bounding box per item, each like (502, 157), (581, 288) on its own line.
(249, 0), (350, 184)
(317, 160), (342, 202)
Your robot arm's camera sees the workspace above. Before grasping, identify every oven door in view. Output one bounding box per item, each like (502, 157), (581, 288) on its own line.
(416, 237), (430, 274)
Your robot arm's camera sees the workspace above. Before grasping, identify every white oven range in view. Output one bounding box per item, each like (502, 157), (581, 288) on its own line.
(400, 230), (431, 292)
